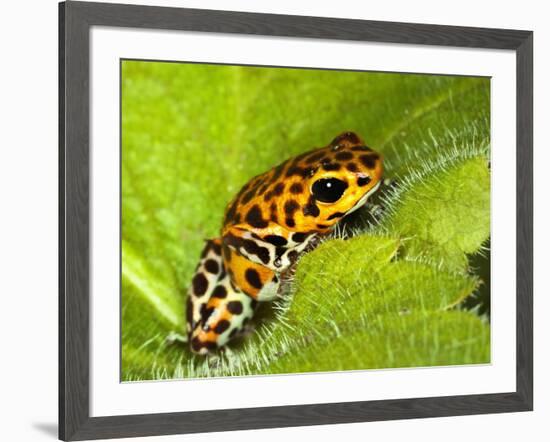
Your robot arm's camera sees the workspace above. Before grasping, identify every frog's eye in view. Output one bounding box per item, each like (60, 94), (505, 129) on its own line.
(311, 178), (348, 203)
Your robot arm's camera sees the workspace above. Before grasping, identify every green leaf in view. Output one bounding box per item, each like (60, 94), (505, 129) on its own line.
(290, 235), (478, 331)
(121, 241), (185, 379)
(381, 157), (490, 271)
(121, 61), (490, 380)
(268, 311), (490, 374)
(174, 235), (481, 378)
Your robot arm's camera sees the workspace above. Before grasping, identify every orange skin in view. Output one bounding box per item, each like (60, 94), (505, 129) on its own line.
(187, 132), (383, 354)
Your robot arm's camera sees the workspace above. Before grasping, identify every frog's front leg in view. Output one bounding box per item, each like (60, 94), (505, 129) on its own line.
(222, 242), (280, 301)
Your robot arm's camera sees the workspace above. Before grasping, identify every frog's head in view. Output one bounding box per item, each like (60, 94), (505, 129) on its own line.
(223, 131), (383, 234)
(288, 131), (383, 231)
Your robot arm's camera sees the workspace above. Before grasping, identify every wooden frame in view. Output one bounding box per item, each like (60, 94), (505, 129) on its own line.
(59, 1), (533, 440)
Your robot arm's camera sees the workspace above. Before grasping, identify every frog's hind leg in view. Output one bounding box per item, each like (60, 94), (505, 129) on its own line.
(187, 239), (258, 355)
(186, 239), (225, 338)
(189, 272), (258, 355)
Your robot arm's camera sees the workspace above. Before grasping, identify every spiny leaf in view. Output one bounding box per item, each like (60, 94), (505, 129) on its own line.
(291, 235), (478, 328)
(268, 311), (490, 374)
(166, 235), (480, 379)
(381, 157), (490, 272)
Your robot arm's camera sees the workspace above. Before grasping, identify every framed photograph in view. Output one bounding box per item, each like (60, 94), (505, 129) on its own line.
(59, 1), (533, 440)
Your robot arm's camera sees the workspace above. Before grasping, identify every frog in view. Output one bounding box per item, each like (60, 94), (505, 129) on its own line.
(186, 131), (384, 355)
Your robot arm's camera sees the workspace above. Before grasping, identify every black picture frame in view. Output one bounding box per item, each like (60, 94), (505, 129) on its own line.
(59, 1), (533, 440)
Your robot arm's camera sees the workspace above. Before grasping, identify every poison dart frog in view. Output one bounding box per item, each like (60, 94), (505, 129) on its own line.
(186, 131), (383, 354)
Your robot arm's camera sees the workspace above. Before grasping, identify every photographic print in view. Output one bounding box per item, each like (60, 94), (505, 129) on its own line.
(121, 60), (491, 381)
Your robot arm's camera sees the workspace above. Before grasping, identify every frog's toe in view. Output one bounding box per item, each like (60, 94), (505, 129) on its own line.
(165, 331), (188, 345)
(190, 334), (218, 355)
